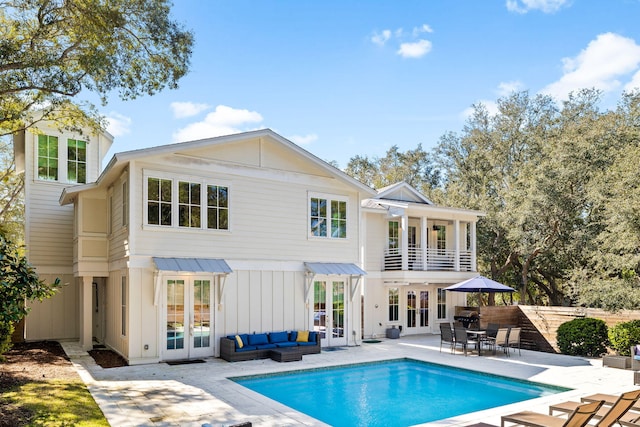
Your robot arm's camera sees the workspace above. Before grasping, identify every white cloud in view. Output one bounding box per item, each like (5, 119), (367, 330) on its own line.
(172, 105), (263, 142)
(397, 39), (432, 59)
(371, 30), (391, 46)
(105, 112), (132, 137)
(624, 69), (640, 92)
(461, 100), (500, 120)
(497, 80), (525, 96)
(506, 0), (569, 14)
(541, 33), (640, 100)
(412, 24), (433, 37)
(170, 101), (211, 118)
(288, 133), (318, 146)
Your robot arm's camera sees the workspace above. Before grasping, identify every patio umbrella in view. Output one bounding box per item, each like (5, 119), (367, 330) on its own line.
(444, 275), (515, 307)
(444, 276), (515, 293)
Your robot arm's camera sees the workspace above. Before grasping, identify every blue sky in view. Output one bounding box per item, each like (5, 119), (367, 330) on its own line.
(100, 0), (640, 168)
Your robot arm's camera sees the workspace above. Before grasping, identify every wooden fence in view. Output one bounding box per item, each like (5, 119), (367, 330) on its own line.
(470, 305), (640, 353)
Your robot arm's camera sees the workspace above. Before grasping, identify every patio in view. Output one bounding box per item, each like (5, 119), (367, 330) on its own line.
(62, 334), (635, 426)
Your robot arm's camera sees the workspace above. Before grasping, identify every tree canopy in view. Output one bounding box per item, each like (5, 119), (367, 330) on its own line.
(344, 89), (640, 310)
(0, 0), (194, 136)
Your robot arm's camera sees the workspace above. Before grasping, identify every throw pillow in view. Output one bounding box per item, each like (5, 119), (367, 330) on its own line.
(296, 330), (310, 342)
(235, 335), (244, 349)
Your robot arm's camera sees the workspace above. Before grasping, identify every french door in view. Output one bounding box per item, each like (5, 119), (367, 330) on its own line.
(406, 289), (430, 334)
(313, 279), (347, 347)
(164, 277), (213, 360)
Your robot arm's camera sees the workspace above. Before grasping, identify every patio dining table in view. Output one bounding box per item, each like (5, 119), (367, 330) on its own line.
(465, 329), (487, 356)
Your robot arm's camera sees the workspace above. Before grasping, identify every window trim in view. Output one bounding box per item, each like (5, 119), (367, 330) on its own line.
(67, 138), (87, 184)
(308, 192), (349, 239)
(36, 134), (59, 181)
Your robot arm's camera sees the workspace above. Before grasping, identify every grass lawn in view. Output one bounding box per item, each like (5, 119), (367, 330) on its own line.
(1, 379), (109, 426)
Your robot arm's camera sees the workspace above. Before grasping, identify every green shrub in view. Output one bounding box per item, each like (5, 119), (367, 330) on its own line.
(608, 320), (640, 356)
(0, 322), (14, 361)
(556, 317), (609, 357)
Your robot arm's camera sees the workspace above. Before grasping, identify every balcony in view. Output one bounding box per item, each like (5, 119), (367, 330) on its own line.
(383, 247), (474, 272)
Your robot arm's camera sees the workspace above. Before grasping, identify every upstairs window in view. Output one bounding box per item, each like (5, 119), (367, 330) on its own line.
(145, 174), (230, 230)
(147, 177), (173, 226)
(37, 135), (59, 181)
(67, 139), (86, 183)
(207, 185), (228, 230)
(310, 194), (347, 239)
(179, 181), (201, 228)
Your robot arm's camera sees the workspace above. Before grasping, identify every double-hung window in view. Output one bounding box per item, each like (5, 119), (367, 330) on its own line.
(309, 194), (347, 238)
(37, 135), (59, 181)
(67, 139), (87, 183)
(146, 173), (229, 230)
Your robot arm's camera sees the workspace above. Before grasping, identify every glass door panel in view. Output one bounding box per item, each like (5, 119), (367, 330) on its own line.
(166, 279), (187, 357)
(314, 281), (327, 341)
(193, 280), (211, 349)
(407, 290), (417, 329)
(331, 281), (345, 340)
(419, 291), (429, 327)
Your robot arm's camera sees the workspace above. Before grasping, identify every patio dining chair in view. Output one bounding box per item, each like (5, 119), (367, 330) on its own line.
(507, 327), (521, 356)
(483, 322), (499, 349)
(486, 327), (510, 355)
(439, 323), (455, 353)
(453, 327), (479, 356)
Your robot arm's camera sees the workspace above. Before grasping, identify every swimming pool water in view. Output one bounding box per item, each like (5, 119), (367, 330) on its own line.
(232, 358), (569, 427)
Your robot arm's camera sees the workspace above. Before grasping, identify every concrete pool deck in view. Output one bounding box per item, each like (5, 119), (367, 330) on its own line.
(62, 334), (636, 427)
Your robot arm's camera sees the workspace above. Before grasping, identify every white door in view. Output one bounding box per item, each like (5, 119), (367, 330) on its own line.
(313, 279), (347, 347)
(164, 277), (213, 360)
(405, 288), (430, 334)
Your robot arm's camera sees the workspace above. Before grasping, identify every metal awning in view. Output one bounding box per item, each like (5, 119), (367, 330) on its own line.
(153, 257), (232, 273)
(152, 257), (232, 306)
(304, 262), (366, 302)
(304, 262), (366, 276)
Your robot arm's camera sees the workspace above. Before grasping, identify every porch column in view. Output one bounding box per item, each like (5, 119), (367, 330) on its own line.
(420, 216), (428, 271)
(79, 276), (93, 351)
(401, 214), (409, 271)
(471, 221), (477, 272)
(454, 219), (460, 271)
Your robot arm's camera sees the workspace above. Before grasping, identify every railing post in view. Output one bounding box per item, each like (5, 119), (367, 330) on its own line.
(401, 214), (408, 270)
(420, 216), (427, 271)
(454, 219), (460, 271)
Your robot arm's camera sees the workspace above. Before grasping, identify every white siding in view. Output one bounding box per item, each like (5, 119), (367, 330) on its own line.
(25, 273), (78, 340)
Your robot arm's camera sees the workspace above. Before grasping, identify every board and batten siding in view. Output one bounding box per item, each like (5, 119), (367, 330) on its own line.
(363, 212), (386, 272)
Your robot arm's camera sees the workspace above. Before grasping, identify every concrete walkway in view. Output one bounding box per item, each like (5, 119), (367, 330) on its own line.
(61, 335), (637, 427)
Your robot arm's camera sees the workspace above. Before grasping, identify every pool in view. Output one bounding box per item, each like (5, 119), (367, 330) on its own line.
(231, 358), (569, 426)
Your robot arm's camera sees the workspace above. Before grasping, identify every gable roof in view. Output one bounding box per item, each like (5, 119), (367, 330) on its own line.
(375, 181), (433, 205)
(60, 128), (375, 205)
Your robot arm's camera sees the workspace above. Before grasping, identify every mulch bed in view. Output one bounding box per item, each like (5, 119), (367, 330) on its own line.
(88, 348), (128, 368)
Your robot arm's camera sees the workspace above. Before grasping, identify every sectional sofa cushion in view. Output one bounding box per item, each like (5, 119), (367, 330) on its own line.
(269, 331), (289, 343)
(248, 333), (269, 346)
(275, 341), (298, 348)
(296, 330), (310, 342)
(289, 331), (298, 342)
(227, 334), (249, 350)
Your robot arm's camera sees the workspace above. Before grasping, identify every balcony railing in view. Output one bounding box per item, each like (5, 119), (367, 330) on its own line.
(383, 247), (474, 272)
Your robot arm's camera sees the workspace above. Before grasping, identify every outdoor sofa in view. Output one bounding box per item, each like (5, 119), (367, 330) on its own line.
(220, 330), (321, 362)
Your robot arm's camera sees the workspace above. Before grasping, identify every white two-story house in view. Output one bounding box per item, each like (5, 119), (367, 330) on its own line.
(14, 124), (482, 364)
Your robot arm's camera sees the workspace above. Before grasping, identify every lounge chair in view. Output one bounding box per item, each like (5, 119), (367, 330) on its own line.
(454, 327), (479, 356)
(549, 389), (640, 426)
(507, 327), (521, 355)
(580, 392), (640, 411)
(439, 323), (455, 353)
(501, 399), (604, 427)
(632, 345), (640, 371)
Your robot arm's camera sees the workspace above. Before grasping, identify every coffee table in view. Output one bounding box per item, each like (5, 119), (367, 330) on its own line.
(269, 347), (302, 362)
